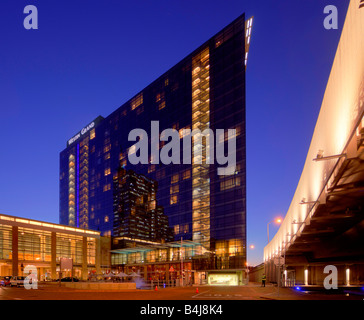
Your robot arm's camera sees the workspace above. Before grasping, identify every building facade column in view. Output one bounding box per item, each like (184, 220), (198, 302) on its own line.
(51, 232), (57, 280)
(12, 226), (18, 277)
(144, 265), (148, 281)
(82, 237), (88, 280)
(95, 237), (101, 275)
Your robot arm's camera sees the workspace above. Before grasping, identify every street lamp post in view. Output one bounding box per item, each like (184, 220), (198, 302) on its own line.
(267, 218), (282, 243)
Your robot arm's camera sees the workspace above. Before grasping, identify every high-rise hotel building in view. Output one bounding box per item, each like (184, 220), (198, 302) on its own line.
(60, 13), (253, 272)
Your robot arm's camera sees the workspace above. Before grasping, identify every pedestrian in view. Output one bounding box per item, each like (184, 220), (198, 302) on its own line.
(261, 274), (266, 287)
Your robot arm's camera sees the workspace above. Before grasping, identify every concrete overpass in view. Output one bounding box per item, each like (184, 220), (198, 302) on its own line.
(264, 0), (364, 287)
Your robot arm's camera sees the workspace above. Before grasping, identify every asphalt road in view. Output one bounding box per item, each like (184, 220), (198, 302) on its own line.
(0, 283), (362, 301)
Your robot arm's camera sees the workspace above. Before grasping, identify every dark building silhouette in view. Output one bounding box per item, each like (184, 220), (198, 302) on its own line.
(112, 166), (173, 245)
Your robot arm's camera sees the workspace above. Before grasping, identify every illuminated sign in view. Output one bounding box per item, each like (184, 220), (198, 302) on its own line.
(208, 273), (238, 286)
(67, 116), (104, 147)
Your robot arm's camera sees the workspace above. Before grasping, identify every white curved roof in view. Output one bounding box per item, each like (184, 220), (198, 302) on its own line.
(264, 0), (364, 261)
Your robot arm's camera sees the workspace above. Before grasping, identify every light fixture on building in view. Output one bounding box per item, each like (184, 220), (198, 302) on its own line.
(313, 150), (346, 162)
(299, 198), (319, 205)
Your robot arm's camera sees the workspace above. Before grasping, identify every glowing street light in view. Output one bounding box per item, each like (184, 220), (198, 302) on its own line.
(267, 217), (283, 243)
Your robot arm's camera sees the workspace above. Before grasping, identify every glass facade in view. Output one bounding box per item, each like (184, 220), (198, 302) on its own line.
(56, 233), (83, 264)
(18, 227), (52, 262)
(0, 214), (102, 280)
(0, 225), (12, 260)
(60, 14), (252, 272)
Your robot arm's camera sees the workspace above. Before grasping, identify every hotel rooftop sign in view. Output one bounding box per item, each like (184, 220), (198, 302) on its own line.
(67, 116), (104, 147)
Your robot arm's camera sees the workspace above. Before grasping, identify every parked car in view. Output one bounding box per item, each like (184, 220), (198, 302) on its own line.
(0, 276), (11, 287)
(10, 276), (25, 287)
(61, 277), (79, 282)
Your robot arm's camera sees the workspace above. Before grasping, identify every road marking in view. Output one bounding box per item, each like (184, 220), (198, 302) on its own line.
(192, 290), (211, 298)
(192, 292), (253, 300)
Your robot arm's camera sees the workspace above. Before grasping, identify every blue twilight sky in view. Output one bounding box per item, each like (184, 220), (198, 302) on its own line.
(0, 0), (350, 265)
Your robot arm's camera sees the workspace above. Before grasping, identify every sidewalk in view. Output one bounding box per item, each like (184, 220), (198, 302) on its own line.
(245, 282), (364, 300)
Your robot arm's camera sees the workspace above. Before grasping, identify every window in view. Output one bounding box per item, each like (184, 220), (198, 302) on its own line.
(179, 126), (190, 138)
(171, 173), (179, 184)
(156, 169), (165, 180)
(170, 184), (179, 194)
(56, 233), (83, 264)
(158, 101), (166, 110)
(183, 224), (189, 234)
(136, 105), (144, 115)
(104, 168), (111, 176)
(129, 145), (136, 155)
(103, 184), (111, 192)
(103, 230), (111, 237)
(218, 130), (237, 143)
(174, 225), (180, 235)
(90, 129), (96, 140)
(0, 225), (12, 260)
(183, 169), (191, 180)
(87, 238), (96, 264)
(170, 195), (178, 205)
(156, 92), (164, 102)
(220, 177), (241, 191)
(103, 144), (111, 153)
(131, 93), (143, 110)
(156, 92), (166, 110)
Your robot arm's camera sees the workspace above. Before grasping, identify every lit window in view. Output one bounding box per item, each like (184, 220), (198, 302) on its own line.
(220, 177), (241, 191)
(170, 195), (178, 205)
(170, 184), (179, 194)
(129, 145), (136, 155)
(171, 174), (179, 184)
(183, 170), (191, 180)
(183, 224), (189, 233)
(103, 144), (111, 153)
(192, 78), (201, 87)
(158, 101), (166, 110)
(131, 93), (143, 110)
(104, 168), (111, 176)
(174, 225), (180, 235)
(103, 184), (111, 192)
(156, 92), (163, 102)
(193, 67), (201, 75)
(179, 127), (190, 138)
(90, 129), (96, 140)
